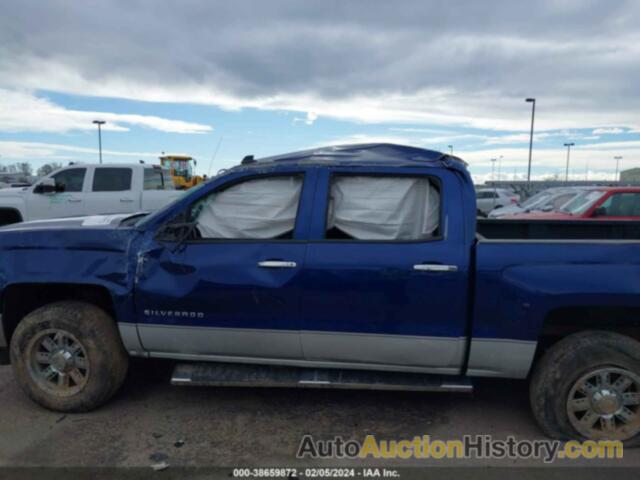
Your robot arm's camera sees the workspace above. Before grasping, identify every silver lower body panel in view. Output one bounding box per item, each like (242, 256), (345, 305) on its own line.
(134, 324), (537, 379)
(466, 338), (538, 379)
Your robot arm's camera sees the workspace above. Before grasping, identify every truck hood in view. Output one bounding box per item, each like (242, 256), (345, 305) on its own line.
(503, 211), (575, 220)
(0, 213), (145, 232)
(0, 186), (28, 198)
(0, 214), (145, 294)
(488, 205), (524, 218)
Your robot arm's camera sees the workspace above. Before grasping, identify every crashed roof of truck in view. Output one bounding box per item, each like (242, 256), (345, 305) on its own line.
(240, 143), (469, 171)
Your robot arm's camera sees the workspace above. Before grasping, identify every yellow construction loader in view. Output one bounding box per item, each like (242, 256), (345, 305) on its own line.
(159, 154), (204, 189)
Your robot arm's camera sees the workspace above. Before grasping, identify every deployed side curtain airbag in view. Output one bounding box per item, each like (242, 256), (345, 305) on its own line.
(327, 176), (440, 240)
(197, 176), (302, 239)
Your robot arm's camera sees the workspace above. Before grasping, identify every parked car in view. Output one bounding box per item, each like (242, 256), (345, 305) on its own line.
(0, 173), (35, 189)
(2, 143), (640, 445)
(0, 163), (183, 226)
(506, 187), (640, 220)
(488, 187), (590, 218)
(475, 188), (518, 214)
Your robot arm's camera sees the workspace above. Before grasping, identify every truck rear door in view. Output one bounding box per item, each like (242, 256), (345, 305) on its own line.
(85, 166), (137, 215)
(299, 167), (470, 373)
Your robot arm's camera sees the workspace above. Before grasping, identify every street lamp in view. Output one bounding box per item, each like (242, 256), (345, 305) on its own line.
(525, 98), (536, 184)
(614, 156), (623, 182)
(448, 145), (453, 155)
(563, 142), (575, 181)
(497, 155), (503, 181)
(92, 120), (106, 164)
(491, 158), (497, 181)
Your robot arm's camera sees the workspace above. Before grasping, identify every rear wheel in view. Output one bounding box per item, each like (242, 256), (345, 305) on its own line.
(530, 331), (640, 445)
(10, 301), (128, 412)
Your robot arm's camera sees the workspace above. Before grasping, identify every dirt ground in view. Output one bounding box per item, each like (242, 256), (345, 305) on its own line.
(1, 359), (639, 476)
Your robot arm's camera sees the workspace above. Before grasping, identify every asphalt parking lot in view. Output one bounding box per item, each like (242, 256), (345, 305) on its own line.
(1, 359), (639, 474)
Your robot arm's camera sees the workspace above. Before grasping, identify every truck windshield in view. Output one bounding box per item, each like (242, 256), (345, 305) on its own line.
(560, 190), (606, 214)
(172, 160), (192, 177)
(522, 191), (552, 209)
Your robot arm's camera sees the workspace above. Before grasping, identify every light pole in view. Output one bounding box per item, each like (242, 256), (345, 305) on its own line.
(497, 155), (503, 181)
(585, 160), (589, 181)
(614, 156), (622, 182)
(491, 158), (497, 181)
(92, 120), (106, 164)
(525, 98), (536, 184)
(563, 142), (575, 181)
(448, 145), (453, 155)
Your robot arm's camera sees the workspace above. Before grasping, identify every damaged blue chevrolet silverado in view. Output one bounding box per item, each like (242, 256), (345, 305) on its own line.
(1, 144), (639, 445)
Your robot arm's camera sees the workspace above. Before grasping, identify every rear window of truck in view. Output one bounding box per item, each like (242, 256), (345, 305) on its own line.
(92, 168), (133, 192)
(325, 175), (441, 241)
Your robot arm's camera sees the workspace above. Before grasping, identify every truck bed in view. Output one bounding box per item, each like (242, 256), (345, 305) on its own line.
(469, 218), (640, 378)
(477, 219), (640, 240)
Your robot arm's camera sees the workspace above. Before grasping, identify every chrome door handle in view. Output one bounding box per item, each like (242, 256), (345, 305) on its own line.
(413, 264), (458, 272)
(258, 261), (297, 268)
(120, 198), (134, 203)
(67, 198), (82, 203)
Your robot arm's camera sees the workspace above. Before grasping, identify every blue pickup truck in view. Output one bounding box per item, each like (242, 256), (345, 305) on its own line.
(1, 144), (639, 444)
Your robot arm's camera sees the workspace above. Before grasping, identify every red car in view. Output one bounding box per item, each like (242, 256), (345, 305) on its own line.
(504, 187), (640, 220)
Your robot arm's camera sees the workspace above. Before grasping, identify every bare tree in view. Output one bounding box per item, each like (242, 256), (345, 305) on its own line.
(2, 162), (33, 175)
(37, 162), (63, 176)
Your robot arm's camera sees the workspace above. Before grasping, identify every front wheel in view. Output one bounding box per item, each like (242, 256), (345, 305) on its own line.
(10, 301), (128, 412)
(530, 331), (640, 446)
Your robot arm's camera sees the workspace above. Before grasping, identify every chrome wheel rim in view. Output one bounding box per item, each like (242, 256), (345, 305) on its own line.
(567, 367), (640, 441)
(27, 329), (90, 397)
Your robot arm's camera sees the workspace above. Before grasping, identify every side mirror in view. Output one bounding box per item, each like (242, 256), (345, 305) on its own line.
(592, 206), (607, 218)
(34, 178), (57, 194)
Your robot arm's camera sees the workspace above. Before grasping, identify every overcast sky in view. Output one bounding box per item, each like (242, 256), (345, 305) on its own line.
(1, 0), (639, 181)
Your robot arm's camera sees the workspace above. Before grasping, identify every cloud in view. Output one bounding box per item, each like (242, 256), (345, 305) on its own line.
(0, 1), (639, 132)
(319, 133), (640, 176)
(0, 89), (212, 134)
(305, 112), (318, 125)
(293, 111), (318, 125)
(0, 140), (159, 160)
(592, 127), (626, 135)
(471, 170), (618, 185)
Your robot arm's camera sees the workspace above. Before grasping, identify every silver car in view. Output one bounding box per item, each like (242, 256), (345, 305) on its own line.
(488, 187), (591, 218)
(476, 188), (519, 215)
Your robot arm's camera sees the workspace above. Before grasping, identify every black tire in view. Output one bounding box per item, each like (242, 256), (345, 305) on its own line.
(530, 330), (640, 446)
(9, 301), (128, 412)
(0, 208), (22, 227)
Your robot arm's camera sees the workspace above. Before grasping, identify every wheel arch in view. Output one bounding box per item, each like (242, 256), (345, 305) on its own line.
(1, 283), (117, 345)
(0, 207), (23, 226)
(533, 305), (640, 363)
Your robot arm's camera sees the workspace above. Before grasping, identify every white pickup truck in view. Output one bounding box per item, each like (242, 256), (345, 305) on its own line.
(0, 163), (184, 225)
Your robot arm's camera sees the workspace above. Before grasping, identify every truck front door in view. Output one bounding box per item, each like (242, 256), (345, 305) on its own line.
(27, 167), (87, 219)
(135, 169), (314, 360)
(299, 168), (470, 373)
